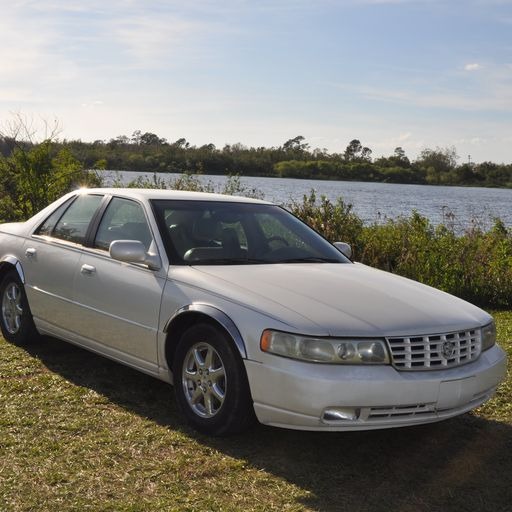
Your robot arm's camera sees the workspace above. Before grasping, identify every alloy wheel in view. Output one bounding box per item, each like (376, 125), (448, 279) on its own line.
(182, 342), (226, 418)
(2, 281), (23, 334)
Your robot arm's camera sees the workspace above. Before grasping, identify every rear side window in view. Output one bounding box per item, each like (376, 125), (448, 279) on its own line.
(35, 197), (75, 236)
(52, 194), (103, 244)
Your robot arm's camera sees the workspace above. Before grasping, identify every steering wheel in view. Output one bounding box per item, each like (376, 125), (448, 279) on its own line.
(266, 236), (289, 247)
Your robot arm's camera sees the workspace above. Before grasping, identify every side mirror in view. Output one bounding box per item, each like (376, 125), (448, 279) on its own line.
(333, 242), (352, 259)
(110, 240), (161, 270)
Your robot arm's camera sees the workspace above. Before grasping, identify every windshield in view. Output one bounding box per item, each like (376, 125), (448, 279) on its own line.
(151, 200), (350, 265)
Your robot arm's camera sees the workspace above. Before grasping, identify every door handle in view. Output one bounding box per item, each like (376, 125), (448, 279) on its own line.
(25, 247), (37, 258)
(80, 264), (96, 275)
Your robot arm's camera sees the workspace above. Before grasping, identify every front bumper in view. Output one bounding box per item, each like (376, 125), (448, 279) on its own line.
(244, 344), (507, 431)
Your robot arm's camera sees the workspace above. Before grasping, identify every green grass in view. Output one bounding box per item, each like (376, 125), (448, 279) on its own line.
(0, 312), (511, 512)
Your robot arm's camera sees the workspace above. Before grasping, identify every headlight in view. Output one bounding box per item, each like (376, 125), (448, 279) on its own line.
(482, 321), (496, 351)
(260, 330), (390, 364)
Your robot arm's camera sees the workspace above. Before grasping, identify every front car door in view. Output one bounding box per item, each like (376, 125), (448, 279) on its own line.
(72, 196), (166, 372)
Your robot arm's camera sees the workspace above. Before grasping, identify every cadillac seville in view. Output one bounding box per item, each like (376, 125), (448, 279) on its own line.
(0, 188), (506, 435)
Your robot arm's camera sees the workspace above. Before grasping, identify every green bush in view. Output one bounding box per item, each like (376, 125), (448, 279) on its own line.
(0, 141), (101, 222)
(289, 190), (364, 253)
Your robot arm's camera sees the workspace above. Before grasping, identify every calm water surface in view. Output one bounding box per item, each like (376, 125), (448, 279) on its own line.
(102, 171), (512, 230)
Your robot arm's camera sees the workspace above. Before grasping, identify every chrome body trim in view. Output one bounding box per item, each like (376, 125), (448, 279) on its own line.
(0, 255), (26, 283)
(165, 303), (247, 359)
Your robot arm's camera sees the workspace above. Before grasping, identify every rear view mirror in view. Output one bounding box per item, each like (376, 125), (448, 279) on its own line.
(110, 240), (161, 270)
(333, 242), (352, 259)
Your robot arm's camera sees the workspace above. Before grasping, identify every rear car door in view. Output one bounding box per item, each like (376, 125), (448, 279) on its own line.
(22, 193), (104, 333)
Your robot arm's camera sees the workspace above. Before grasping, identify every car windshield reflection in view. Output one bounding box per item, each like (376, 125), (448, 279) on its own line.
(151, 200), (350, 265)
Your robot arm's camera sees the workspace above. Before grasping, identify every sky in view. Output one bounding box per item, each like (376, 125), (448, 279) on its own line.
(1, 0), (511, 163)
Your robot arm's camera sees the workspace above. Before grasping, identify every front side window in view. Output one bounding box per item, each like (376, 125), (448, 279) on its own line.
(152, 200), (350, 265)
(94, 197), (153, 251)
(52, 194), (103, 244)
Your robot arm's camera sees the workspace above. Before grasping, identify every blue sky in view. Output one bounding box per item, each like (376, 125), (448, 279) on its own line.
(1, 0), (511, 163)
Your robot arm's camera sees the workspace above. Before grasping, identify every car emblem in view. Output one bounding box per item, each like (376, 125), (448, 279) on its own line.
(441, 340), (456, 359)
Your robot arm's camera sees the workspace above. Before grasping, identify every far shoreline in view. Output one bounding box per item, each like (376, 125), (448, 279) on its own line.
(96, 169), (512, 191)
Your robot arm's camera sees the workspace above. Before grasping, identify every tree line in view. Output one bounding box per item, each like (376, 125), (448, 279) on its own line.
(1, 131), (511, 192)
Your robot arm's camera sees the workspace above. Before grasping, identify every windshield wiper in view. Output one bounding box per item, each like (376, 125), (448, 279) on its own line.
(276, 257), (341, 263)
(189, 258), (269, 265)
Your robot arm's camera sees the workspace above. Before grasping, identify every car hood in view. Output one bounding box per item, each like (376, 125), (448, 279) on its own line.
(170, 263), (491, 337)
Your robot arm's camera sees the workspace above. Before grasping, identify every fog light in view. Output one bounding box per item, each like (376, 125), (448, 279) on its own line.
(322, 407), (360, 422)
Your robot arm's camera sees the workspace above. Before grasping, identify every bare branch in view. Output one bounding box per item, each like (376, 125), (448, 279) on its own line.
(0, 112), (62, 144)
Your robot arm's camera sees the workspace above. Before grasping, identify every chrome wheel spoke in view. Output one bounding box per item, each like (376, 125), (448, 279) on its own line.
(209, 366), (225, 381)
(204, 347), (214, 369)
(193, 347), (205, 368)
(211, 384), (225, 402)
(184, 367), (197, 380)
(190, 386), (203, 405)
(204, 393), (215, 416)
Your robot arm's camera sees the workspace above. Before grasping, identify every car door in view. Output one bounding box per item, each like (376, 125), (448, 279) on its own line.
(72, 196), (166, 370)
(22, 193), (104, 333)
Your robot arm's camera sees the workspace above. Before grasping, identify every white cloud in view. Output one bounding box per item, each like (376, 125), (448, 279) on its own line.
(464, 63), (482, 71)
(0, 4), (90, 105)
(330, 71), (512, 112)
(109, 14), (210, 68)
(0, 10), (52, 80)
(80, 101), (104, 108)
(397, 132), (412, 142)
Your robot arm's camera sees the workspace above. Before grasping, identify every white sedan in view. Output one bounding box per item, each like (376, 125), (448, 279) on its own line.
(0, 188), (507, 435)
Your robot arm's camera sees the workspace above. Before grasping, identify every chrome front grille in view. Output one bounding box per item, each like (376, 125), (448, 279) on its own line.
(387, 329), (481, 370)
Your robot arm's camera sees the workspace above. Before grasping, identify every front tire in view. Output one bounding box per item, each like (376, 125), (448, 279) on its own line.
(0, 270), (39, 345)
(173, 323), (255, 436)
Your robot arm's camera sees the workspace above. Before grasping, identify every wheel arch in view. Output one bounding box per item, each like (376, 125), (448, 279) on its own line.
(0, 256), (26, 284)
(163, 304), (247, 371)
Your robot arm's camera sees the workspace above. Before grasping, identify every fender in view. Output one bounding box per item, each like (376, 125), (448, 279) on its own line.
(164, 303), (247, 359)
(0, 256), (26, 284)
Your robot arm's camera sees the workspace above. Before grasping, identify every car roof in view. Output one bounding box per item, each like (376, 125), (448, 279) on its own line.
(80, 188), (272, 205)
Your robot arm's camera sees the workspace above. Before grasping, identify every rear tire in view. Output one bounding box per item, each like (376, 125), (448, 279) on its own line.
(173, 323), (255, 436)
(0, 270), (39, 345)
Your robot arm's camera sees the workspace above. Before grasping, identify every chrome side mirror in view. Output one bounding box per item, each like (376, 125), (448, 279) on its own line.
(333, 241), (352, 259)
(110, 240), (161, 270)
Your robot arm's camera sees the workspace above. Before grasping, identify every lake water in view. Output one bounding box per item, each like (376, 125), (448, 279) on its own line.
(101, 171), (512, 231)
